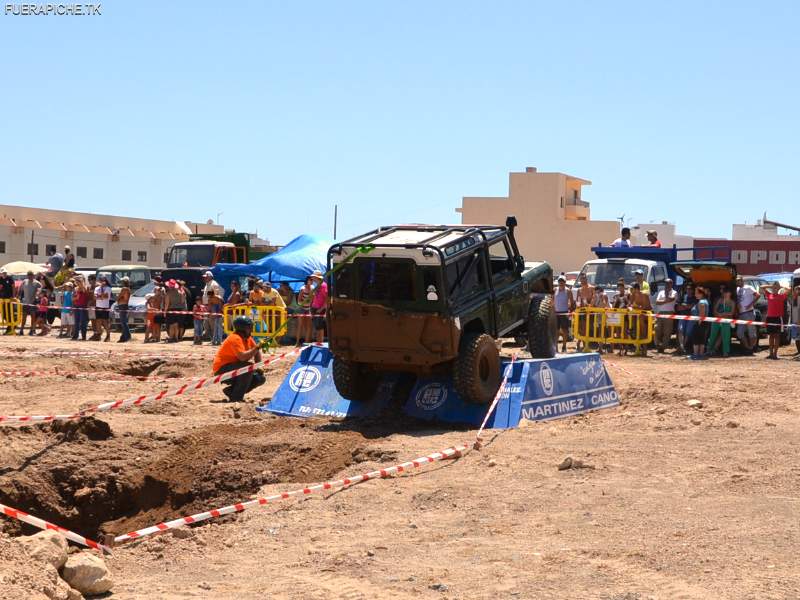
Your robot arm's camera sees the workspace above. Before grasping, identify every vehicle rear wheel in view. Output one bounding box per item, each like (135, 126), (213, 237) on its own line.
(453, 332), (501, 404)
(332, 358), (379, 402)
(527, 294), (557, 358)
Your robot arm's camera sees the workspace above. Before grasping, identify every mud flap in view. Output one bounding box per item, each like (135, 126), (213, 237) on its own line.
(260, 345), (396, 419)
(403, 353), (618, 428)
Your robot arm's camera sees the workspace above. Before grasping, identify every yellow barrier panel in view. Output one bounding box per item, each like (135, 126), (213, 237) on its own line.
(0, 299), (23, 334)
(223, 304), (287, 348)
(572, 307), (654, 353)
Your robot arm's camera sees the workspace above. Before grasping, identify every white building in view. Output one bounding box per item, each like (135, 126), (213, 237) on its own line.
(0, 204), (227, 269)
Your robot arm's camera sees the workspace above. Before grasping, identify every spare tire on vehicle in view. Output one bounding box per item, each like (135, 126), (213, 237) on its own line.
(527, 294), (558, 358)
(453, 332), (501, 404)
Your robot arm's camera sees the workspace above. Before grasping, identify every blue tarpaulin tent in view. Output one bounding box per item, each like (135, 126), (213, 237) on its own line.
(211, 234), (331, 295)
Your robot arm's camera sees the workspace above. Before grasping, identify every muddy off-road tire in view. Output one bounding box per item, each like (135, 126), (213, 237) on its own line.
(453, 332), (501, 404)
(332, 358), (379, 402)
(527, 294), (558, 358)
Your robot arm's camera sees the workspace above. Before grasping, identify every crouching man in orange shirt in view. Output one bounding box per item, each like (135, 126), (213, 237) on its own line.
(212, 315), (266, 402)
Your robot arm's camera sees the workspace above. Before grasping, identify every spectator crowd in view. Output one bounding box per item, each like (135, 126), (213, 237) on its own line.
(0, 246), (330, 348)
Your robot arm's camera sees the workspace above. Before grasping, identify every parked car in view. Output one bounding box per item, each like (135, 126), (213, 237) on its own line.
(110, 281), (155, 330)
(95, 265), (153, 296)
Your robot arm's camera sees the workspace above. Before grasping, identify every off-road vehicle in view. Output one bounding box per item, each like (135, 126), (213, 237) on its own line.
(326, 216), (557, 404)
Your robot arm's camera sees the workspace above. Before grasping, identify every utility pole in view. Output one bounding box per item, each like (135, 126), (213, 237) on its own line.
(333, 204), (338, 240)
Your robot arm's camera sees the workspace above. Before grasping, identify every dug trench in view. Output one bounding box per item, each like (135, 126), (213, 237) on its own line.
(0, 416), (389, 541)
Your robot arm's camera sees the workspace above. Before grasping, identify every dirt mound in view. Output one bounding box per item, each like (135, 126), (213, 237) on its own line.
(0, 418), (369, 540)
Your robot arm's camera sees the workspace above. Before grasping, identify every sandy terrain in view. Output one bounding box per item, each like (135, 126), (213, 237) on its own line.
(0, 334), (798, 599)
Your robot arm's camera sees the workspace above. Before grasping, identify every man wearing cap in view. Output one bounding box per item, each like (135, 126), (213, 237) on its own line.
(654, 278), (678, 352)
(735, 276), (759, 353)
(633, 269), (650, 294)
(261, 281), (286, 309)
(645, 230), (662, 248)
(94, 276), (113, 342)
(212, 315), (266, 402)
(201, 271), (223, 305)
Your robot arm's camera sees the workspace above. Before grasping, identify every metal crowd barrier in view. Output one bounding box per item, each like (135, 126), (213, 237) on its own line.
(223, 304), (287, 348)
(572, 307), (654, 351)
(0, 299), (23, 334)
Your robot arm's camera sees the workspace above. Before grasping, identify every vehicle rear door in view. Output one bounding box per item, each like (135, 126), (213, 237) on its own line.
(487, 238), (526, 336)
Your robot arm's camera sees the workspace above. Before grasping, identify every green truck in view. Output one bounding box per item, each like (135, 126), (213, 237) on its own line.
(327, 216), (557, 404)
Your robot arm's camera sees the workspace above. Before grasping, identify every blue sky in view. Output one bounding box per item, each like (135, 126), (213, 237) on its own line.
(1, 1), (798, 244)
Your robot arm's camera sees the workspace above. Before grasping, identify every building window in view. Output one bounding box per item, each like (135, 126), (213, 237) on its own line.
(137, 250), (147, 262)
(93, 248), (104, 260)
(27, 243), (39, 256)
(163, 252), (169, 264)
(573, 189), (579, 201)
(46, 244), (57, 256)
(560, 196), (564, 208)
(121, 249), (132, 261)
(77, 246), (87, 259)
(0, 241), (5, 253)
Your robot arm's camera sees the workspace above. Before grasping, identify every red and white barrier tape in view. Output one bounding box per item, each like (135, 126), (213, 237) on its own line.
(654, 312), (799, 329)
(0, 345), (307, 425)
(0, 502), (111, 554)
(14, 300), (325, 319)
(113, 443), (468, 544)
(570, 309), (799, 329)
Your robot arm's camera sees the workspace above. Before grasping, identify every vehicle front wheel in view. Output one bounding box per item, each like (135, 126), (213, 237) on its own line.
(453, 332), (501, 404)
(332, 358), (379, 402)
(527, 294), (558, 358)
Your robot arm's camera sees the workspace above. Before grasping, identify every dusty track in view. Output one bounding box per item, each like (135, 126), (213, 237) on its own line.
(0, 335), (798, 599)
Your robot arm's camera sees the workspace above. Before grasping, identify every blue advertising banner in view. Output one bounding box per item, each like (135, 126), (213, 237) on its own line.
(403, 353), (617, 428)
(260, 345), (396, 419)
(261, 346), (618, 428)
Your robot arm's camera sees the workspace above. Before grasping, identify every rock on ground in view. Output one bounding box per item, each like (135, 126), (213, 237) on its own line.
(18, 530), (69, 569)
(60, 552), (113, 596)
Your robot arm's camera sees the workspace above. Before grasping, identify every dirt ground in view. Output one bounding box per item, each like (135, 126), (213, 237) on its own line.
(0, 335), (798, 599)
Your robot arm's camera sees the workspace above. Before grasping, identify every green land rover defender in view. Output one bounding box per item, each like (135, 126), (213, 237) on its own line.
(327, 216), (557, 404)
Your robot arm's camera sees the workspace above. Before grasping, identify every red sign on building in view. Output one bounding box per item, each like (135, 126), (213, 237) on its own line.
(694, 239), (800, 276)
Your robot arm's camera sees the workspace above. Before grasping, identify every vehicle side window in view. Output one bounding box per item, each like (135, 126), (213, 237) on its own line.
(488, 240), (514, 278)
(218, 247), (235, 264)
(653, 265), (667, 283)
(333, 264), (353, 299)
(446, 251), (487, 302)
(130, 271), (147, 286)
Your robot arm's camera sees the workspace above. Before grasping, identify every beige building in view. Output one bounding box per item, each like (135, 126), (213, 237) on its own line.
(457, 167), (620, 273)
(0, 204), (226, 269)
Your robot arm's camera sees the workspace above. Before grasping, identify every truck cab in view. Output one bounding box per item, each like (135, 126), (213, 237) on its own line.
(165, 241), (241, 268)
(574, 245), (730, 302)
